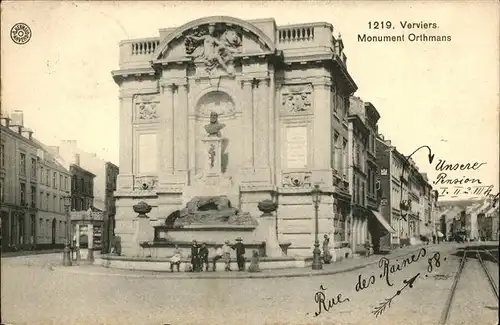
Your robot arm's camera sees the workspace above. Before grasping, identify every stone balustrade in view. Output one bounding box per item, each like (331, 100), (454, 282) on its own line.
(117, 22), (348, 69)
(119, 37), (160, 67)
(278, 25), (316, 43)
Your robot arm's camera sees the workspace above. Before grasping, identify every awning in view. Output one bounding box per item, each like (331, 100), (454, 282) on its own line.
(437, 231), (444, 238)
(370, 210), (396, 233)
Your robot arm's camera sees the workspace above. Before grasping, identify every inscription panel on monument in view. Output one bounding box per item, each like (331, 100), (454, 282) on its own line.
(138, 133), (157, 174)
(285, 126), (308, 169)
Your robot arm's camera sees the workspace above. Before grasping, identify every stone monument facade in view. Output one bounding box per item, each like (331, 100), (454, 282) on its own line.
(112, 16), (356, 257)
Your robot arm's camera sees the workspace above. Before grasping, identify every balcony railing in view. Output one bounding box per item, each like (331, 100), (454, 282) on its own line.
(119, 37), (160, 68)
(131, 39), (160, 55)
(278, 26), (315, 43)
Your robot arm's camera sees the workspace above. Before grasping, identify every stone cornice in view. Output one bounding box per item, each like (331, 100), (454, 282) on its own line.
(112, 67), (156, 84)
(119, 86), (160, 99)
(114, 190), (158, 198)
(156, 185), (184, 194)
(330, 56), (357, 94)
(239, 183), (277, 193)
(282, 52), (333, 65)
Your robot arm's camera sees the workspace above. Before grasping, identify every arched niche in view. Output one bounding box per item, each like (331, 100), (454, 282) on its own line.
(195, 91), (235, 119)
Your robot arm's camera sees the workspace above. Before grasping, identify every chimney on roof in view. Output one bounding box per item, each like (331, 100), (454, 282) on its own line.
(9, 110), (24, 134)
(0, 115), (11, 127)
(21, 127), (33, 140)
(72, 153), (80, 166)
(10, 110), (24, 127)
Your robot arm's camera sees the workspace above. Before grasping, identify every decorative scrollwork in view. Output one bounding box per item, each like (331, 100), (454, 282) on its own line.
(134, 176), (158, 191)
(282, 172), (312, 188)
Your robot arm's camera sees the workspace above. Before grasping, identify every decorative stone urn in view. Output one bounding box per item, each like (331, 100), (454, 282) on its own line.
(258, 199), (278, 217)
(133, 201), (152, 218)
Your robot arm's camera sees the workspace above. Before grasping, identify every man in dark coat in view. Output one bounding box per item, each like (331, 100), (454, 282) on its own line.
(190, 240), (200, 272)
(232, 237), (246, 271)
(199, 242), (209, 271)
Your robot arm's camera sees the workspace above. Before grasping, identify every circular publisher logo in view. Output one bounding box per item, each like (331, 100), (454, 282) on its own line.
(10, 23), (32, 45)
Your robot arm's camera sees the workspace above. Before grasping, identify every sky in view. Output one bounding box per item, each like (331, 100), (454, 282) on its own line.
(2, 1), (499, 200)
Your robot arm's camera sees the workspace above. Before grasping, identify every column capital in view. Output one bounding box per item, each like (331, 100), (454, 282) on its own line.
(160, 78), (188, 87)
(239, 76), (270, 87)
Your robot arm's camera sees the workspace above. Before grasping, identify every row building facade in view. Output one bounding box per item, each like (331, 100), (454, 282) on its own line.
(1, 111), (71, 250)
(48, 141), (119, 252)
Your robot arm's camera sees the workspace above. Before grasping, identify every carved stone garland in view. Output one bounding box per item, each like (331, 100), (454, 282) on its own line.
(282, 172), (312, 188)
(136, 95), (159, 120)
(134, 176), (158, 191)
(281, 84), (313, 114)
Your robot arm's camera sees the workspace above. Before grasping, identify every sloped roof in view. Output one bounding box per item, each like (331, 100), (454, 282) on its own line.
(31, 138), (70, 173)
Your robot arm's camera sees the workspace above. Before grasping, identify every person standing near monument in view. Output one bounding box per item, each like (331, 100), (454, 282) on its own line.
(248, 250), (261, 273)
(199, 242), (209, 272)
(190, 240), (200, 272)
(232, 237), (246, 271)
(222, 240), (232, 271)
(212, 245), (223, 271)
(170, 245), (182, 272)
(322, 234), (332, 264)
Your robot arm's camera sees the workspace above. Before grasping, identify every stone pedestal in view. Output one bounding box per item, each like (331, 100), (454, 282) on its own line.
(258, 215), (284, 257)
(183, 135), (239, 207)
(134, 217), (152, 257)
(132, 201), (154, 257)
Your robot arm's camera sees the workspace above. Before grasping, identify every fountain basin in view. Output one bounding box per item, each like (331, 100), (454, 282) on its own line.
(95, 254), (307, 272)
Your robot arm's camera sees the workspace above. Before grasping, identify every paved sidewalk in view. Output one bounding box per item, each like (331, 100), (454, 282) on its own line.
(52, 243), (441, 279)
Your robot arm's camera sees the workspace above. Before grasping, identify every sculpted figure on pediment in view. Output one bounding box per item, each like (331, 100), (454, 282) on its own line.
(185, 25), (242, 76)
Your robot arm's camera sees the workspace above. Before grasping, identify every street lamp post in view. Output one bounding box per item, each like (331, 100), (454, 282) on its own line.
(62, 195), (72, 266)
(311, 184), (323, 270)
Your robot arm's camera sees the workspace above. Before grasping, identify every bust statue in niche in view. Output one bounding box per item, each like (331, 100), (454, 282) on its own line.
(204, 111), (225, 137)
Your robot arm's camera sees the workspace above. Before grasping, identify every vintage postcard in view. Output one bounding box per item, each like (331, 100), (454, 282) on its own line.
(1, 1), (498, 325)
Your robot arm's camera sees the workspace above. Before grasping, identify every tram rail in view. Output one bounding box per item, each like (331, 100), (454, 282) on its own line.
(438, 248), (499, 325)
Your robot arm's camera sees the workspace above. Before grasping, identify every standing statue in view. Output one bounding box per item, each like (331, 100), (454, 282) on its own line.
(204, 111), (225, 137)
(185, 25), (242, 75)
(208, 144), (216, 168)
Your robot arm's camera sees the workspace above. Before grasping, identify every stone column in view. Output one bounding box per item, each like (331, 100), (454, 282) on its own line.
(255, 78), (270, 168)
(117, 93), (134, 189)
(241, 80), (254, 168)
(251, 79), (259, 168)
(87, 223), (94, 261)
(174, 84), (189, 175)
(312, 83), (332, 170)
(160, 84), (175, 175)
(75, 224), (81, 262)
(268, 71), (276, 184)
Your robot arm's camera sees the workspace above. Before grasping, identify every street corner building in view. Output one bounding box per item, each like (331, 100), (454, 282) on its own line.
(110, 16), (437, 264)
(0, 111), (71, 251)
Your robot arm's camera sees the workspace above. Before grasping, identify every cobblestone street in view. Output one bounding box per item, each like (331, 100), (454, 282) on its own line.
(2, 243), (498, 325)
